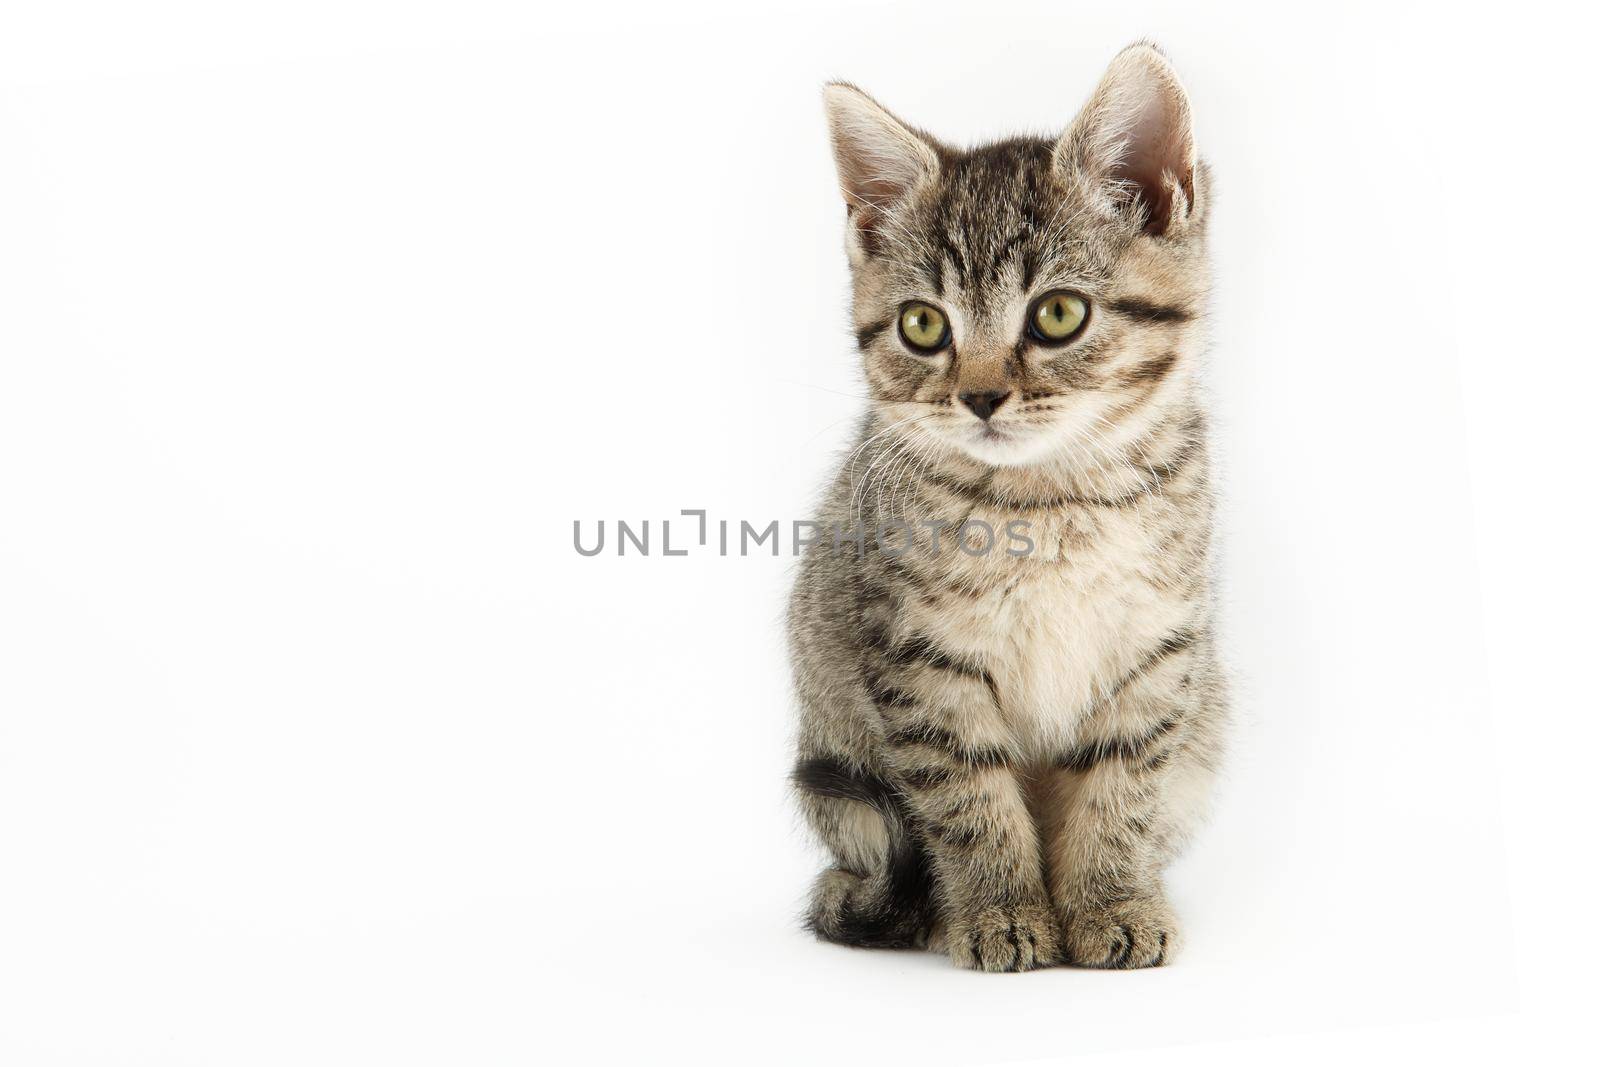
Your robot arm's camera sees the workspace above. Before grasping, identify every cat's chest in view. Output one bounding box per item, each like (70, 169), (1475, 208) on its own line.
(911, 507), (1189, 750)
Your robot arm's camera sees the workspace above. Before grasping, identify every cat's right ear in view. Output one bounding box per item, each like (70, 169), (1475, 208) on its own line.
(822, 83), (939, 258)
(1055, 43), (1199, 238)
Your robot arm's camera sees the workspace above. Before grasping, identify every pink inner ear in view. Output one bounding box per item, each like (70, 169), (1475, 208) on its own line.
(835, 154), (924, 256)
(1111, 87), (1194, 237)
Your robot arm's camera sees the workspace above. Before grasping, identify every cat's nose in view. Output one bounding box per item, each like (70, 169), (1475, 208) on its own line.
(958, 390), (1011, 421)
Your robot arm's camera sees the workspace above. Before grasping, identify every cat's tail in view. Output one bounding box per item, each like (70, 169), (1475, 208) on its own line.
(793, 756), (934, 949)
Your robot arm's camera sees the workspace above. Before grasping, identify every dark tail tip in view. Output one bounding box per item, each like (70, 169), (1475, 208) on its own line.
(794, 757), (934, 949)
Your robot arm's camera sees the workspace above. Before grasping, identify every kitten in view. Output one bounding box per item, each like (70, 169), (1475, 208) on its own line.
(789, 43), (1227, 972)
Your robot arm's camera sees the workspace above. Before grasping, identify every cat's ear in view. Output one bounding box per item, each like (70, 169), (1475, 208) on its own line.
(822, 83), (939, 251)
(1055, 43), (1199, 238)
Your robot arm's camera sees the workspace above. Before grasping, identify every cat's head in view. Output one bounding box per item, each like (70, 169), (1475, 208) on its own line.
(825, 44), (1209, 468)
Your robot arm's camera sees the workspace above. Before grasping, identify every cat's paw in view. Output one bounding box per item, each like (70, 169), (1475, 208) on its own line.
(947, 902), (1061, 973)
(1061, 893), (1178, 969)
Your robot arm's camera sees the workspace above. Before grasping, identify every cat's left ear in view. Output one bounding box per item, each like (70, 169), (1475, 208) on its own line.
(822, 83), (940, 255)
(1055, 43), (1200, 238)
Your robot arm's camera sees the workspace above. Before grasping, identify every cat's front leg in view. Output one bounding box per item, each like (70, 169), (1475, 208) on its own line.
(1038, 722), (1194, 969)
(869, 642), (1058, 972)
(891, 754), (1059, 972)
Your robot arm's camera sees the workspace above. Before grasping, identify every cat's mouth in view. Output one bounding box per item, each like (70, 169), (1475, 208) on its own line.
(968, 420), (1024, 447)
(950, 419), (1056, 466)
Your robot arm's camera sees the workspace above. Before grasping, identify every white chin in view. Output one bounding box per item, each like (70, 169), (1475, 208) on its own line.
(951, 427), (1059, 467)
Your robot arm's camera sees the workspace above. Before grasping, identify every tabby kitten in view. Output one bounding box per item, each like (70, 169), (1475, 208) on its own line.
(789, 43), (1227, 972)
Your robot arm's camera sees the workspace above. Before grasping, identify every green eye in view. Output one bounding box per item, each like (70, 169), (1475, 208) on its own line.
(898, 302), (950, 353)
(1029, 292), (1089, 343)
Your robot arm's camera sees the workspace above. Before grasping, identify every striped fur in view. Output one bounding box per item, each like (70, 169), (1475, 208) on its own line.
(790, 44), (1228, 972)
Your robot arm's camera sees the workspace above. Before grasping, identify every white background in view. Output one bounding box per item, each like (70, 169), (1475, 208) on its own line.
(2, 2), (1594, 1064)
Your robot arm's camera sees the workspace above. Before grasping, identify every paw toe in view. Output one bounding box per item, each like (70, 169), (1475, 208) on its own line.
(1063, 897), (1177, 969)
(950, 903), (1062, 973)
